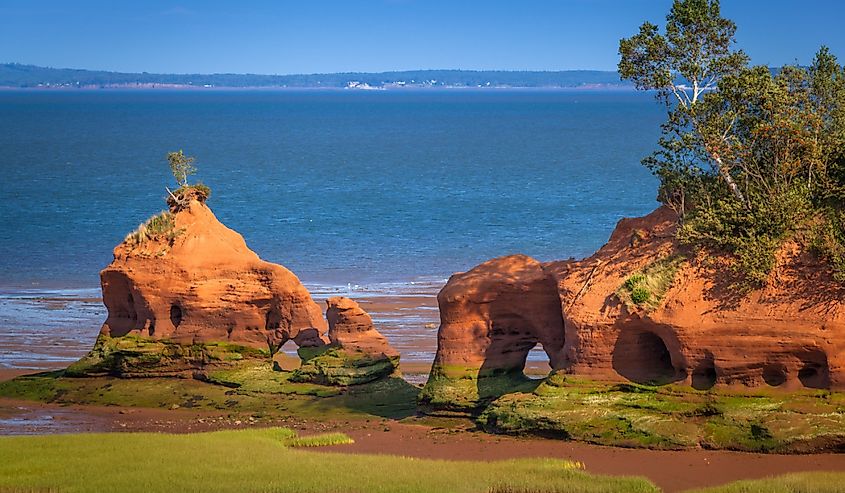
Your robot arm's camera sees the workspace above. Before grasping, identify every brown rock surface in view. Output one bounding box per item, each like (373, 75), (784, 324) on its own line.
(97, 198), (327, 354)
(325, 296), (399, 359)
(423, 206), (845, 409)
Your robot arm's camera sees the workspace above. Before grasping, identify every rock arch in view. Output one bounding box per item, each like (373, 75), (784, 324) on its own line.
(421, 255), (566, 410)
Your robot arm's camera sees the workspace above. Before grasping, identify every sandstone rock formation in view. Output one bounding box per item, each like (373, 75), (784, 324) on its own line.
(292, 297), (400, 386)
(69, 197), (328, 377)
(422, 207), (845, 411)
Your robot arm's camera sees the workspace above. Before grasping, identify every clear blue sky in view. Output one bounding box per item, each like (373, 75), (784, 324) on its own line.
(1, 0), (843, 74)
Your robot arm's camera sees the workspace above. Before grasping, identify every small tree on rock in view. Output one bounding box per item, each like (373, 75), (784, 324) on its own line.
(165, 150), (210, 210)
(167, 150), (197, 188)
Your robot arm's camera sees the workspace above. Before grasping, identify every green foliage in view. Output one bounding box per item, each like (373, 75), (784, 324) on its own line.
(618, 256), (684, 309)
(678, 186), (812, 288)
(618, 0), (748, 107)
(812, 209), (845, 281)
(166, 150), (197, 187)
(623, 274), (646, 291)
(620, 1), (845, 288)
(124, 211), (182, 247)
(630, 287), (651, 304)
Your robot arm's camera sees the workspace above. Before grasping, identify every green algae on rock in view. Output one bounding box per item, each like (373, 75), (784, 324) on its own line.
(477, 375), (845, 453)
(65, 335), (269, 378)
(291, 345), (399, 386)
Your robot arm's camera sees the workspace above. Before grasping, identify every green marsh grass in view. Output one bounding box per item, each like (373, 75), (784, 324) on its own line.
(282, 432), (355, 447)
(688, 471), (845, 493)
(0, 428), (658, 493)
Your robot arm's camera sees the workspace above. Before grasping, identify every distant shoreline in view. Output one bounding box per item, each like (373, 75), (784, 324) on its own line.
(0, 84), (635, 92)
(0, 63), (632, 91)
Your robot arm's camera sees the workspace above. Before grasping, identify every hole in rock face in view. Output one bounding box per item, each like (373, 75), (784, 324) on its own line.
(797, 349), (830, 389)
(524, 342), (553, 378)
(612, 328), (680, 385)
(484, 317), (543, 374)
(170, 304), (183, 328)
(691, 353), (717, 390)
(273, 339), (301, 371)
(762, 364), (788, 387)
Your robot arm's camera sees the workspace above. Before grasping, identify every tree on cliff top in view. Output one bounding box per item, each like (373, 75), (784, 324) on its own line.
(619, 0), (749, 206)
(165, 150), (210, 209)
(167, 150), (197, 187)
(620, 0), (845, 288)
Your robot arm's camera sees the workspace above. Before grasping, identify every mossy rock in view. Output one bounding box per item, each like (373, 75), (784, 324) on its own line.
(65, 335), (269, 378)
(289, 346), (399, 386)
(474, 378), (845, 451)
(418, 364), (543, 415)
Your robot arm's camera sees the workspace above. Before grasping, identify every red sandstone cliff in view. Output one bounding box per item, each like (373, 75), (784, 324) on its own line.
(426, 206), (845, 402)
(99, 199), (327, 352)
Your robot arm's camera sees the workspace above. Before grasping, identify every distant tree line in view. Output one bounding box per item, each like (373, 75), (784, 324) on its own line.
(0, 64), (631, 89)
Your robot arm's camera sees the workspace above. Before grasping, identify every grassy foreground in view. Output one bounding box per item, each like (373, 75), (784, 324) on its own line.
(3, 366), (845, 453)
(0, 428), (657, 493)
(689, 472), (845, 493)
(0, 428), (842, 493)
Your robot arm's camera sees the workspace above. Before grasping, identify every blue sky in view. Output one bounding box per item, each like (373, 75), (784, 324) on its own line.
(1, 0), (843, 74)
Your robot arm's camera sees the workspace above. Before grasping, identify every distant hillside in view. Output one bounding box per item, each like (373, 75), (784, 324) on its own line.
(0, 63), (630, 89)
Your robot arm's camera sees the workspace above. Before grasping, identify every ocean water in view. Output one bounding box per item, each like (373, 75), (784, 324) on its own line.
(0, 89), (663, 368)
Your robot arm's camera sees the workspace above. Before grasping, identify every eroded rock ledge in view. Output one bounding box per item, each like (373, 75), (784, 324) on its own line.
(421, 207), (845, 412)
(68, 199), (397, 382)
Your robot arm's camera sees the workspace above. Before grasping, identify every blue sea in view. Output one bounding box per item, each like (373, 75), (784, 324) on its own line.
(0, 89), (663, 368)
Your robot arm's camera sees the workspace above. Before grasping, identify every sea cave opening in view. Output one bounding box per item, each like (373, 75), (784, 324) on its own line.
(762, 363), (788, 387)
(797, 349), (830, 389)
(612, 327), (681, 385)
(170, 304), (183, 328)
(691, 352), (717, 390)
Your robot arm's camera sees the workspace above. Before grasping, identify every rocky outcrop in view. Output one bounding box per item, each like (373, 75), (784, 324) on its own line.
(422, 207), (845, 411)
(69, 198), (328, 377)
(292, 297), (400, 386)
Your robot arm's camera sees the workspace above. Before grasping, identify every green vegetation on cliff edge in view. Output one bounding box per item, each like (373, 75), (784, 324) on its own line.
(620, 0), (845, 288)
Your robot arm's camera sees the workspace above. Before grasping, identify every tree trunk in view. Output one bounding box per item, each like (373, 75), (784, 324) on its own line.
(713, 155), (746, 205)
